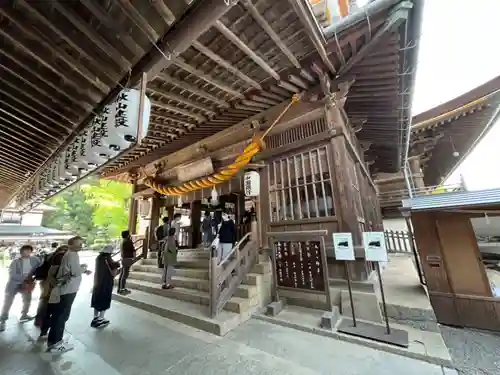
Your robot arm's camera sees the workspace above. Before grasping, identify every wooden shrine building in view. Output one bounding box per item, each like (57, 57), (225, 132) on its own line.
(378, 75), (500, 218)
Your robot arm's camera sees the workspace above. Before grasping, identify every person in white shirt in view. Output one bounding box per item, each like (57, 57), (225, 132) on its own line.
(0, 244), (42, 332)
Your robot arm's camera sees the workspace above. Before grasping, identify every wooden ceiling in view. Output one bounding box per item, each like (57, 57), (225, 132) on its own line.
(0, 0), (194, 207)
(0, 0), (422, 208)
(101, 0), (422, 179)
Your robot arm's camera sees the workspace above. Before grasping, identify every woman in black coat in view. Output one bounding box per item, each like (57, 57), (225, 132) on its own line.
(91, 245), (120, 328)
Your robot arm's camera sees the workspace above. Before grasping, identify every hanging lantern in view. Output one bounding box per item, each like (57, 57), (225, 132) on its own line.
(177, 195), (183, 208)
(244, 171), (260, 197)
(211, 187), (219, 206)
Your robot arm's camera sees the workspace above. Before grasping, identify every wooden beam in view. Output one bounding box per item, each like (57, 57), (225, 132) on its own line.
(214, 20), (280, 81)
(157, 74), (229, 108)
(0, 123), (54, 153)
(241, 0), (301, 69)
(336, 3), (411, 77)
(150, 114), (196, 129)
(51, 0), (130, 71)
(142, 0), (237, 80)
(0, 105), (61, 141)
(151, 101), (206, 123)
(191, 41), (262, 90)
(78, 0), (145, 56)
(174, 58), (243, 99)
(148, 86), (216, 115)
(151, 1), (176, 25)
(150, 122), (187, 134)
(116, 0), (160, 41)
(0, 12), (105, 100)
(0, 49), (93, 111)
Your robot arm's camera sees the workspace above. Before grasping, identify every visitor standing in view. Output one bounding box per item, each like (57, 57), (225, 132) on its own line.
(117, 230), (135, 295)
(155, 217), (169, 268)
(172, 213), (182, 246)
(46, 236), (90, 353)
(201, 211), (213, 248)
(90, 245), (120, 328)
(35, 245), (68, 330)
(161, 228), (178, 290)
(0, 244), (41, 332)
(217, 213), (236, 264)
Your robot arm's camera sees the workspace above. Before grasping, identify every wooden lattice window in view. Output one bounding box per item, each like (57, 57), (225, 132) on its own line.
(268, 146), (335, 221)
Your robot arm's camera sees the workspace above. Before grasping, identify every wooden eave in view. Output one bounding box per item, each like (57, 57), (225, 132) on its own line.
(0, 0), (195, 208)
(101, 0), (422, 179)
(410, 75), (500, 186)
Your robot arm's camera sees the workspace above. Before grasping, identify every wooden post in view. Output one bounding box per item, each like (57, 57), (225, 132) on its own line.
(191, 200), (202, 249)
(128, 182), (139, 234)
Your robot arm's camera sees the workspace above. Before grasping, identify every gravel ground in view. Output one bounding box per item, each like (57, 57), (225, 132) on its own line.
(440, 325), (500, 375)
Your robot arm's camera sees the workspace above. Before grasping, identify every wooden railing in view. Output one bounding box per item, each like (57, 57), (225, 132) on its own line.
(384, 230), (413, 253)
(209, 220), (258, 318)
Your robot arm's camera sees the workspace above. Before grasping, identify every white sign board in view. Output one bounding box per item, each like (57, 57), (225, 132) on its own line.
(362, 232), (388, 262)
(244, 171), (260, 197)
(333, 233), (355, 261)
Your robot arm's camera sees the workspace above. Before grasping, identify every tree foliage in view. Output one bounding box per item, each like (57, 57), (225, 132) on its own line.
(42, 177), (131, 247)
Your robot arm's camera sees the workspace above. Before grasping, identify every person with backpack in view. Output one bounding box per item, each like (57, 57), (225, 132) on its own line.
(0, 244), (42, 332)
(201, 211), (213, 248)
(90, 245), (120, 328)
(34, 245), (68, 330)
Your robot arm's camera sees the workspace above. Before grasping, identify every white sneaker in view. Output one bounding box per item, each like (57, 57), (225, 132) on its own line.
(47, 342), (74, 354)
(19, 315), (35, 323)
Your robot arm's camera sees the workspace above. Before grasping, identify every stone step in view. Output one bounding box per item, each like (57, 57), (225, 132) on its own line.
(141, 258), (209, 269)
(148, 249), (210, 260)
(132, 264), (209, 279)
(128, 272), (257, 298)
(126, 279), (257, 314)
(252, 262), (272, 275)
(112, 289), (242, 336)
(129, 272), (209, 291)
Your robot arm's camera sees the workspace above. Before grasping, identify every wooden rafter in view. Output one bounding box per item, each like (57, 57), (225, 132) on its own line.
(151, 101), (207, 123)
(148, 86), (216, 115)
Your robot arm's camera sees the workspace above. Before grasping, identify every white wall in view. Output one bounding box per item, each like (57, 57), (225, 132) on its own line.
(382, 217), (408, 232)
(21, 212), (44, 226)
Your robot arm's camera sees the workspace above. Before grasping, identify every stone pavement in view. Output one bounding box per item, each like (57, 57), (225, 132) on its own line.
(0, 268), (456, 375)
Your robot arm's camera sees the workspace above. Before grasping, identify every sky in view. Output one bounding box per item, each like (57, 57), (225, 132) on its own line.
(410, 0), (500, 190)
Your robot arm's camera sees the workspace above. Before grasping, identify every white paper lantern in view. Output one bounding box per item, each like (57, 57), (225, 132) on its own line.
(101, 89), (151, 152)
(244, 171), (260, 197)
(85, 113), (114, 166)
(210, 187), (219, 206)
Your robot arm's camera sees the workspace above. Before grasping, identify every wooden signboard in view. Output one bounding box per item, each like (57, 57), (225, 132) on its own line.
(268, 230), (331, 307)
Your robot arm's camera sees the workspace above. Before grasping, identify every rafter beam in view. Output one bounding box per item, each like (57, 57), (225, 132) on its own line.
(78, 0), (145, 56)
(242, 0), (301, 69)
(191, 41), (262, 90)
(0, 10), (105, 100)
(157, 74), (229, 108)
(116, 0), (159, 41)
(0, 105), (60, 141)
(147, 86), (216, 115)
(143, 0), (237, 80)
(151, 0), (176, 25)
(150, 121), (187, 134)
(150, 114), (197, 129)
(336, 2), (412, 77)
(151, 101), (206, 123)
(51, 0), (130, 71)
(214, 20), (280, 81)
(0, 125), (53, 154)
(174, 58), (243, 99)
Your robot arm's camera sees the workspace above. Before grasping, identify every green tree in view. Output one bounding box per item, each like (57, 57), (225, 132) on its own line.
(42, 176), (132, 248)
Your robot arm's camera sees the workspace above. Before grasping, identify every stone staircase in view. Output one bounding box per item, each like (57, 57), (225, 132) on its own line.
(113, 246), (272, 335)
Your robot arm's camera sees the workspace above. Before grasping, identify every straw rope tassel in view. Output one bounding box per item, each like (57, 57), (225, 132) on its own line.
(143, 94), (300, 196)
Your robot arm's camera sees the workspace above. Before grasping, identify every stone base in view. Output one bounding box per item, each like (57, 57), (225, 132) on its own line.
(320, 307), (341, 330)
(337, 318), (409, 348)
(266, 298), (287, 316)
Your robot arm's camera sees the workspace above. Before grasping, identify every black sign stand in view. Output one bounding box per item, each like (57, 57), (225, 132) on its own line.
(337, 238), (409, 348)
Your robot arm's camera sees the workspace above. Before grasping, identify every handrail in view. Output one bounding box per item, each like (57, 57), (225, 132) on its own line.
(219, 232), (252, 266)
(209, 220), (258, 318)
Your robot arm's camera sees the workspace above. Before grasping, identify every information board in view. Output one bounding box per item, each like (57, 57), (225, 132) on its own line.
(273, 240), (326, 292)
(362, 232), (388, 262)
(333, 233), (355, 261)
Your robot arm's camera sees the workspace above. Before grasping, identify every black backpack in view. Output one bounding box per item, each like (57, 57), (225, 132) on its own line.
(155, 225), (165, 241)
(34, 251), (65, 281)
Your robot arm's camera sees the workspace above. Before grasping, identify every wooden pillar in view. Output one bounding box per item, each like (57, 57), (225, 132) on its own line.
(191, 200), (202, 249)
(409, 157), (425, 188)
(128, 182), (139, 234)
(147, 194), (162, 251)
